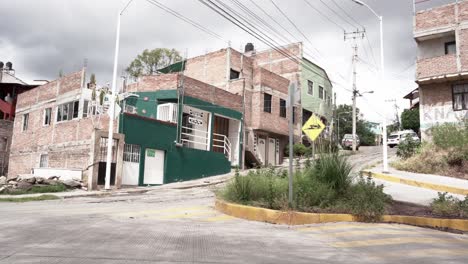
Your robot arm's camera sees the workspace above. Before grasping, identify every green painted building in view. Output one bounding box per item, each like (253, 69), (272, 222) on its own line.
(300, 58), (334, 124)
(119, 89), (242, 186)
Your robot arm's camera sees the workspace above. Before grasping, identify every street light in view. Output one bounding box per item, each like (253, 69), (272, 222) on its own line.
(104, 0), (134, 190)
(350, 0), (388, 173)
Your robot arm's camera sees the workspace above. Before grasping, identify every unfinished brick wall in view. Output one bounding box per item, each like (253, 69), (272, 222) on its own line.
(415, 3), (456, 32)
(417, 54), (457, 79)
(0, 120), (13, 175)
(8, 69), (112, 178)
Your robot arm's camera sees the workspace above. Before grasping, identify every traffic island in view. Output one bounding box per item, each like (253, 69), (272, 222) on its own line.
(215, 199), (468, 232)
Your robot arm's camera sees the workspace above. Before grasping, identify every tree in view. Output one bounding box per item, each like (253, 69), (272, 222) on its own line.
(126, 48), (182, 79)
(401, 108), (420, 133)
(336, 104), (376, 146)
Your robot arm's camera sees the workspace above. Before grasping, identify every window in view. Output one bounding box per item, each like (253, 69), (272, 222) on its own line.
(279, 99), (286, 118)
(43, 108), (52, 126)
(230, 69), (240, 80)
(319, 86), (324, 99)
(22, 113), (29, 131)
(307, 80), (314, 95)
(56, 100), (79, 122)
(82, 100), (89, 118)
(445, 41), (456, 55)
(328, 96), (331, 106)
(39, 154), (48, 168)
(453, 84), (468, 111)
(263, 93), (272, 113)
(123, 144), (141, 163)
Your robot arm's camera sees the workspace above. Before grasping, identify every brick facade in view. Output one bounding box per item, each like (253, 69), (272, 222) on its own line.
(415, 1), (468, 141)
(8, 69), (117, 185)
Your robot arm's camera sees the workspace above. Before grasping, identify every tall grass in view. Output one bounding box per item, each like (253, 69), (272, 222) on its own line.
(314, 154), (353, 194)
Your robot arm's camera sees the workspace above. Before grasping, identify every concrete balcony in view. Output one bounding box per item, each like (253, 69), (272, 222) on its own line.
(416, 54), (458, 80)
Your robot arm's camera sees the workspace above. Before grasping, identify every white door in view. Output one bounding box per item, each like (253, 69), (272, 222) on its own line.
(268, 138), (276, 166)
(257, 137), (266, 165)
(144, 149), (165, 185)
(122, 144), (141, 185)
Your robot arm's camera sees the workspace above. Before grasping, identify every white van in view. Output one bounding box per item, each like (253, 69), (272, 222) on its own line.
(387, 130), (420, 148)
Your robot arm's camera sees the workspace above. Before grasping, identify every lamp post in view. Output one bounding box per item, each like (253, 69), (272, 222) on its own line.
(351, 0), (388, 172)
(104, 0), (134, 190)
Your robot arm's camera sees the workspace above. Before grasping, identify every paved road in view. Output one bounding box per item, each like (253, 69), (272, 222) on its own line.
(1, 147), (467, 264)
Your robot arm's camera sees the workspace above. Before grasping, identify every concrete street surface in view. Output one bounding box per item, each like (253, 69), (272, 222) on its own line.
(1, 146), (467, 263)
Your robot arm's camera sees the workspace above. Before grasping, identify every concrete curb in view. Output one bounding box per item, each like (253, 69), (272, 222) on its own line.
(215, 200), (468, 232)
(362, 170), (468, 196)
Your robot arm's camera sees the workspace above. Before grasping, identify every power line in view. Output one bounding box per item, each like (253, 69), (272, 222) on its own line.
(318, 0), (357, 29)
(199, 0), (353, 94)
(330, 0), (364, 28)
(145, 0), (226, 42)
(302, 0), (346, 31)
(269, 0), (325, 62)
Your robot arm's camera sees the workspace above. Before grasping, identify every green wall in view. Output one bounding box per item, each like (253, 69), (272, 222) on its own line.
(300, 59), (334, 121)
(119, 114), (232, 184)
(120, 90), (243, 185)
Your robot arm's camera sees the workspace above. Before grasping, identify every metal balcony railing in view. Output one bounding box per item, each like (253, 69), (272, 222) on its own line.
(213, 133), (232, 161)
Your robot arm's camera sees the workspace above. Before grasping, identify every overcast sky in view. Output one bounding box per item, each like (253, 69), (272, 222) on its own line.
(0, 0), (456, 123)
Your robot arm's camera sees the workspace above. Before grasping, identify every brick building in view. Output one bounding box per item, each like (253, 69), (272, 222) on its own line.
(415, 1), (468, 139)
(161, 44), (312, 166)
(0, 65), (38, 175)
(8, 69), (124, 190)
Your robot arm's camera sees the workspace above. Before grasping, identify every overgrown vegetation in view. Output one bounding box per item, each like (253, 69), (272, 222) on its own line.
(392, 123), (468, 178)
(0, 183), (68, 195)
(219, 154), (390, 222)
(430, 192), (468, 218)
(0, 195), (60, 203)
(396, 135), (420, 159)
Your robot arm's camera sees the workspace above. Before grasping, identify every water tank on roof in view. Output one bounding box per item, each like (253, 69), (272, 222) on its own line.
(245, 43), (254, 53)
(0, 61), (4, 69)
(5, 62), (12, 70)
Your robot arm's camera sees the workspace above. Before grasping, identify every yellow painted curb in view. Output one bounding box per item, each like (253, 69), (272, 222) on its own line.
(362, 170), (468, 196)
(215, 200), (468, 232)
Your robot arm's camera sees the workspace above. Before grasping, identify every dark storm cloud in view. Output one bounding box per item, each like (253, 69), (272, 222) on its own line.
(0, 0), (454, 120)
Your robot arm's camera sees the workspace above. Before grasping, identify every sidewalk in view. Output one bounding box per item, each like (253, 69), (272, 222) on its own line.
(363, 164), (468, 206)
(0, 169), (243, 200)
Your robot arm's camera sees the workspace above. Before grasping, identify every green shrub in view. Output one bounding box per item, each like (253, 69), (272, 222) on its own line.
(314, 154), (353, 193)
(293, 171), (336, 211)
(431, 192), (460, 217)
(431, 122), (468, 149)
(396, 135), (420, 159)
(284, 143), (312, 157)
(344, 177), (389, 222)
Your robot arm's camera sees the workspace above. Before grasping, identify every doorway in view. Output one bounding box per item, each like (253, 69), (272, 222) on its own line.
(143, 148), (165, 185)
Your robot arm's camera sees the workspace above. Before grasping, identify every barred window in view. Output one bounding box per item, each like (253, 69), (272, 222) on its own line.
(453, 84), (468, 111)
(40, 154), (48, 168)
(123, 144), (141, 163)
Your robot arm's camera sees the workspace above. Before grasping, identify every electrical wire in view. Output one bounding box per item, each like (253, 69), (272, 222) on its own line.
(318, 0), (357, 29)
(302, 0), (346, 31)
(145, 0), (226, 42)
(330, 0), (364, 29)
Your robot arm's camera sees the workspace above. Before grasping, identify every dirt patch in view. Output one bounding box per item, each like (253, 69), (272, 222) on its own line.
(386, 200), (468, 220)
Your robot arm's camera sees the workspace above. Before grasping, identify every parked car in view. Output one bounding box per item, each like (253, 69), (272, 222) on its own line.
(387, 130), (420, 148)
(341, 134), (360, 150)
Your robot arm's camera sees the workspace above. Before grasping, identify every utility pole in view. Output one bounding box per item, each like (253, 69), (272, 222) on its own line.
(386, 99), (400, 130)
(344, 29), (365, 152)
(288, 82), (296, 206)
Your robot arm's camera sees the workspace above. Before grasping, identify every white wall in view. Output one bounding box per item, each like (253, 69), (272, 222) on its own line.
(228, 119), (240, 166)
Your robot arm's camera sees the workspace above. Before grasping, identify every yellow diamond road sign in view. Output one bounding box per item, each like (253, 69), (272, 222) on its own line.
(302, 114), (325, 142)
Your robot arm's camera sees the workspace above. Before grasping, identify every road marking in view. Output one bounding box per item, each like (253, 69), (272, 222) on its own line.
(316, 229), (434, 237)
(203, 215), (235, 222)
(331, 237), (468, 248)
(297, 223), (416, 232)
